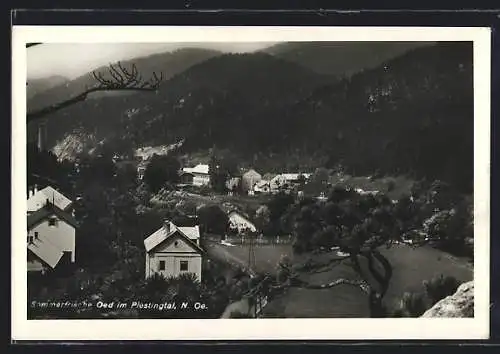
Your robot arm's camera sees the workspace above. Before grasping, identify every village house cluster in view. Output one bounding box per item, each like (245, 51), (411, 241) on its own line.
(25, 184), (261, 282)
(27, 161), (381, 282)
(178, 164), (313, 196)
(27, 148), (382, 282)
(134, 150), (314, 197)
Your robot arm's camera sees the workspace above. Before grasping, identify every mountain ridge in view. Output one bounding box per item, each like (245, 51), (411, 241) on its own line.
(262, 41), (436, 76)
(27, 75), (69, 100)
(27, 47), (224, 111)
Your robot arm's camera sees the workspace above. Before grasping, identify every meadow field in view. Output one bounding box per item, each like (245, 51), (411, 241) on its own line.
(209, 241), (473, 318)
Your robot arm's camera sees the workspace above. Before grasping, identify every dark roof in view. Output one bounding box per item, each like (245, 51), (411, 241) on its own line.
(27, 203), (79, 229)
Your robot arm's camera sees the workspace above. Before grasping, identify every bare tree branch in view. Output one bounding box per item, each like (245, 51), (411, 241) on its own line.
(27, 61), (163, 123)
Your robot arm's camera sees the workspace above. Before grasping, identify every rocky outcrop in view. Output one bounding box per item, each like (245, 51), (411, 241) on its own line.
(421, 281), (474, 318)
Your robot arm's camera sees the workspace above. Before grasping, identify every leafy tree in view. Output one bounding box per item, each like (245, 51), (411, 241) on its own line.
(266, 192), (295, 235)
(115, 162), (139, 188)
(288, 186), (396, 297)
(209, 148), (239, 193)
(176, 200), (198, 216)
(27, 143), (75, 193)
(291, 203), (323, 253)
(198, 204), (229, 236)
(276, 254), (292, 283)
(143, 154), (181, 193)
(305, 167), (330, 195)
(423, 200), (472, 255)
(254, 205), (271, 235)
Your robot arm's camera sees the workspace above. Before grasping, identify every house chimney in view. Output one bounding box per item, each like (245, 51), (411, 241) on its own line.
(164, 220), (172, 233)
(34, 184), (38, 194)
(28, 187), (33, 199)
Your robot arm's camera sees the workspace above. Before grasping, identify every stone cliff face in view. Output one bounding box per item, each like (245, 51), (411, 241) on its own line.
(421, 281), (474, 318)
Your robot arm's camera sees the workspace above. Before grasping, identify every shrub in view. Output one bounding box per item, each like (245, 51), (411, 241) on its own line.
(423, 274), (460, 306)
(396, 292), (428, 317)
(391, 274), (462, 317)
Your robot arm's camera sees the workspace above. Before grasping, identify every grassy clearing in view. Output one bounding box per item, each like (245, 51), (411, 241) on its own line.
(264, 244), (472, 317)
(206, 243), (293, 274)
(269, 285), (370, 318)
(378, 244), (473, 310)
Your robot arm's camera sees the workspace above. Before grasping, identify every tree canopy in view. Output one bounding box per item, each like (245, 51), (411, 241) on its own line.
(143, 154), (181, 193)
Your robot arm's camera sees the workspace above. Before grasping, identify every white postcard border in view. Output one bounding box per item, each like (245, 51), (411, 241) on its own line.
(12, 25), (491, 341)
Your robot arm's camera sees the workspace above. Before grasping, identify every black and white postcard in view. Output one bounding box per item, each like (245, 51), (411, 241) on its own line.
(11, 26), (491, 340)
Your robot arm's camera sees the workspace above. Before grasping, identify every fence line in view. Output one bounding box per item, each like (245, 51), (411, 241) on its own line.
(225, 235), (293, 246)
(203, 234), (293, 246)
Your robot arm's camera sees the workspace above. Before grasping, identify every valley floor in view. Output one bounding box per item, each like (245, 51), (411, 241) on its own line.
(210, 242), (473, 318)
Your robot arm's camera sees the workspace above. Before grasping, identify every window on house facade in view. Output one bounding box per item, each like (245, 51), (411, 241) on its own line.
(180, 260), (188, 271)
(27, 235), (34, 244)
(159, 260), (165, 271)
(34, 232), (39, 239)
(48, 217), (57, 226)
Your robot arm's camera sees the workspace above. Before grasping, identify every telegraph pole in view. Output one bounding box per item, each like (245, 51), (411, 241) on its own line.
(247, 231), (256, 272)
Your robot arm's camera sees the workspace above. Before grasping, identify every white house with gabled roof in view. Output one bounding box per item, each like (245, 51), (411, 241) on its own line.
(144, 220), (204, 280)
(27, 202), (78, 273)
(181, 164), (210, 186)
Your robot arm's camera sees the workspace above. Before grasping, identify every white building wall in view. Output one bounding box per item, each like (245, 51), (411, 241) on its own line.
(145, 236), (202, 281)
(147, 253), (202, 281)
(193, 174), (210, 186)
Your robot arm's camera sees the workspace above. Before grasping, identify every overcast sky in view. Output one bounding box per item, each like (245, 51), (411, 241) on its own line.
(27, 42), (275, 80)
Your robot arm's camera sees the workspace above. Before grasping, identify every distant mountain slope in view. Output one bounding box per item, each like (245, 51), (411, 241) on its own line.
(262, 41), (435, 77)
(27, 47), (223, 111)
(27, 75), (69, 100)
(28, 51), (332, 155)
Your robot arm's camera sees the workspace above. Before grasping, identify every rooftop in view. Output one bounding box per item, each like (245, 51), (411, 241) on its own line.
(27, 203), (78, 229)
(144, 221), (203, 254)
(27, 185), (73, 212)
(183, 164), (210, 175)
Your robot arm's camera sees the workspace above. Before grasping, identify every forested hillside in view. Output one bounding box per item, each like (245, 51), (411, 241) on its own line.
(28, 42), (473, 193)
(262, 41), (434, 76)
